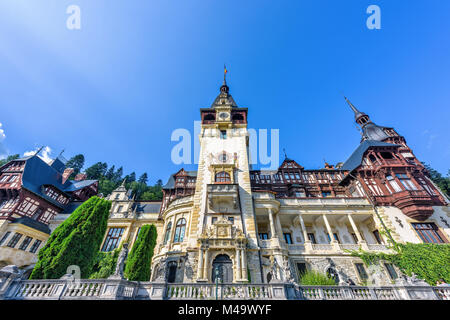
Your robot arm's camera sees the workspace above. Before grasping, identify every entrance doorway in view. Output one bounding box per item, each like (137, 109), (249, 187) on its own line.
(211, 254), (233, 283)
(167, 261), (177, 283)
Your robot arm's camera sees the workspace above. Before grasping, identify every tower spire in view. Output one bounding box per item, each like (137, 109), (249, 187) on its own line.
(220, 65), (229, 94)
(343, 96), (369, 125)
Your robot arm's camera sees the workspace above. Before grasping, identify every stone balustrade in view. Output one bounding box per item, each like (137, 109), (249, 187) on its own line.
(0, 276), (447, 300)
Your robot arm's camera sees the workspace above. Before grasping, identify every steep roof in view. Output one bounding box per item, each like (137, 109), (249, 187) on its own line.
(163, 170), (197, 189)
(10, 155), (97, 208)
(341, 140), (400, 173)
(134, 202), (162, 213)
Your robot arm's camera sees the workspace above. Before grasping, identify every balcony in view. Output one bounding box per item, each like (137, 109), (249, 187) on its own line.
(207, 184), (239, 211)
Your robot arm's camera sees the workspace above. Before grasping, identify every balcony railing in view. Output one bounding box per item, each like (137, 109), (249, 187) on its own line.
(1, 278), (447, 300)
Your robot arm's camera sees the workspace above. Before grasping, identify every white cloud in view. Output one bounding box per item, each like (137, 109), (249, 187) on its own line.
(0, 122), (7, 159)
(24, 146), (53, 164)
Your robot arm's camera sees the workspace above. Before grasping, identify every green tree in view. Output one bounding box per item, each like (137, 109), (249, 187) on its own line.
(125, 172), (136, 183)
(85, 162), (108, 180)
(138, 173), (148, 184)
(98, 179), (119, 197)
(105, 165), (116, 180)
(422, 162), (450, 197)
(124, 224), (157, 281)
(30, 196), (111, 279)
(113, 166), (123, 183)
(0, 154), (20, 167)
(65, 154), (85, 176)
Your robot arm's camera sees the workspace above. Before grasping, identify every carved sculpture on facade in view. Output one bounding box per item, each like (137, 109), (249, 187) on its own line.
(109, 243), (128, 279)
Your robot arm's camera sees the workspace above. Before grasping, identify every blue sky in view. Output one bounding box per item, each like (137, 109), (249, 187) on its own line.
(0, 0), (449, 184)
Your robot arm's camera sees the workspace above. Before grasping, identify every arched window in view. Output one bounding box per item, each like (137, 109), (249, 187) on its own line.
(173, 218), (186, 243)
(215, 171), (231, 183)
(163, 222), (172, 244)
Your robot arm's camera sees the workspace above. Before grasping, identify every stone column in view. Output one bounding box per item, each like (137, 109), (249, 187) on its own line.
(298, 214), (312, 253)
(322, 214), (335, 243)
(236, 248), (241, 281)
(347, 214), (368, 250)
(298, 214), (309, 243)
(241, 249), (247, 281)
(203, 248), (209, 281)
(197, 247), (204, 280)
(275, 213), (283, 239)
(268, 209), (277, 239)
(348, 214), (363, 243)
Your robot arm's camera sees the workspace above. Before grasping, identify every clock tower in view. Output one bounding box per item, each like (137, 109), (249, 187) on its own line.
(186, 73), (261, 283)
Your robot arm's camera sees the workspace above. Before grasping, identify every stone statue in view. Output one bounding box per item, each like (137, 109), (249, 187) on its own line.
(109, 243), (128, 279)
(282, 257), (295, 283)
(152, 257), (167, 283)
(269, 256), (281, 282)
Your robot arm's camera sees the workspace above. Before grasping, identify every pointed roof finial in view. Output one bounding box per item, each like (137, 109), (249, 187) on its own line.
(343, 96), (359, 114)
(34, 146), (45, 157)
(283, 148), (288, 160)
(343, 95), (368, 122)
(220, 65), (229, 94)
(58, 149), (65, 157)
(121, 178), (126, 186)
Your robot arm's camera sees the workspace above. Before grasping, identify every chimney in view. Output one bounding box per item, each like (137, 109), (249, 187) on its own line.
(324, 162), (334, 170)
(75, 173), (87, 181)
(62, 168), (74, 184)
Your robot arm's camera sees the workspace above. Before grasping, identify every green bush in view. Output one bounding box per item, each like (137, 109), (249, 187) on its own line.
(30, 196), (111, 279)
(124, 224), (157, 281)
(299, 270), (336, 286)
(89, 246), (121, 279)
(351, 243), (450, 285)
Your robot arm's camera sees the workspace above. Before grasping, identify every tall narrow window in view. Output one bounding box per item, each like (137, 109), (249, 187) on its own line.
(215, 171), (231, 183)
(283, 233), (293, 244)
(101, 227), (124, 252)
(163, 222), (172, 244)
(326, 233), (340, 243)
(373, 230), (383, 244)
(220, 130), (227, 139)
(19, 236), (33, 251)
(384, 263), (398, 280)
(396, 174), (418, 191)
(412, 223), (446, 243)
(259, 233), (268, 240)
(355, 263), (368, 280)
(386, 175), (402, 193)
(0, 232), (11, 246)
(7, 233), (23, 248)
(174, 218), (186, 243)
(307, 233), (316, 244)
(29, 239), (42, 253)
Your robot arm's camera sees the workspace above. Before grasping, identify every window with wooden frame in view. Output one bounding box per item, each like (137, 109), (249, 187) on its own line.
(215, 171), (231, 183)
(19, 236), (33, 251)
(412, 223), (446, 243)
(101, 227), (125, 252)
(396, 173), (418, 191)
(7, 233), (23, 248)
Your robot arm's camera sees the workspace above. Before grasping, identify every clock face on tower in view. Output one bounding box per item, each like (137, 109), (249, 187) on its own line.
(218, 112), (229, 120)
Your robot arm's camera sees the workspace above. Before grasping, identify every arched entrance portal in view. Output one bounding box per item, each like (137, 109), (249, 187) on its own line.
(211, 254), (233, 283)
